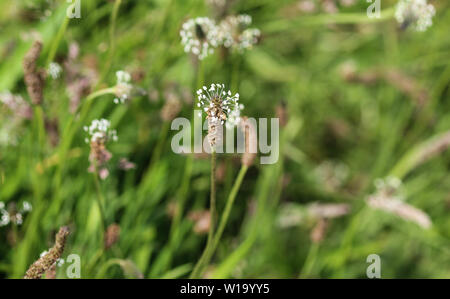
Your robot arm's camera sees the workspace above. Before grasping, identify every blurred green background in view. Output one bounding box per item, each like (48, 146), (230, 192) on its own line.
(0, 0), (449, 278)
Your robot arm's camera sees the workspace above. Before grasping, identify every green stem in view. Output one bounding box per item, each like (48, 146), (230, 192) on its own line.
(200, 165), (248, 275)
(92, 165), (107, 236)
(191, 164), (249, 278)
(299, 243), (319, 278)
(209, 150), (217, 242)
(50, 88), (115, 224)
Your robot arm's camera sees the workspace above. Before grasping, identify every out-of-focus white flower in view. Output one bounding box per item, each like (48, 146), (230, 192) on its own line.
(118, 158), (136, 171)
(22, 201), (32, 212)
(196, 83), (242, 125)
(315, 160), (349, 191)
(84, 119), (118, 143)
(395, 0), (436, 32)
(218, 15), (260, 52)
(57, 259), (65, 267)
(85, 119), (117, 180)
(367, 195), (432, 229)
(0, 201), (31, 227)
(226, 103), (244, 129)
(113, 71), (133, 104)
(48, 62), (62, 79)
(180, 17), (220, 60)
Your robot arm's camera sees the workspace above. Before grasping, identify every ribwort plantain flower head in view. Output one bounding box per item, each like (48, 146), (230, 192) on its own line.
(180, 17), (220, 60)
(218, 15), (260, 52)
(113, 70), (133, 104)
(395, 0), (435, 32)
(196, 83), (243, 147)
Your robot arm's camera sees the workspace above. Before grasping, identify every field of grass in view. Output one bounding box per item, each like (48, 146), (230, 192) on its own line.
(0, 0), (449, 279)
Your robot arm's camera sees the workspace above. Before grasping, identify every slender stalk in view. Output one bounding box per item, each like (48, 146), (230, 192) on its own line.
(191, 164), (248, 278)
(199, 165), (248, 275)
(53, 87), (116, 191)
(97, 0), (122, 87)
(209, 150), (217, 242)
(46, 16), (70, 65)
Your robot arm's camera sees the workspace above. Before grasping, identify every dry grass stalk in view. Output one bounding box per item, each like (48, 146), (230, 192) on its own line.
(24, 226), (70, 279)
(417, 131), (450, 165)
(240, 116), (257, 167)
(367, 195), (431, 229)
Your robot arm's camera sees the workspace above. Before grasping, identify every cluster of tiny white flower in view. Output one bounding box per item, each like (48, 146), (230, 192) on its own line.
(196, 83), (243, 128)
(114, 70), (133, 104)
(84, 119), (118, 143)
(395, 0), (436, 32)
(48, 62), (62, 79)
(0, 201), (32, 227)
(180, 17), (220, 60)
(180, 15), (260, 59)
